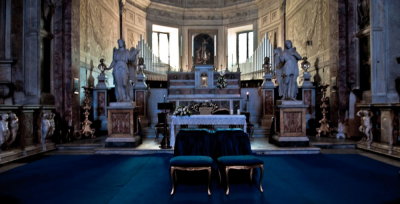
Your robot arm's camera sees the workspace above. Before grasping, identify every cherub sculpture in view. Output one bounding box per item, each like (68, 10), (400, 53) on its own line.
(41, 112), (51, 151)
(8, 113), (19, 146)
(0, 113), (10, 149)
(357, 110), (373, 148)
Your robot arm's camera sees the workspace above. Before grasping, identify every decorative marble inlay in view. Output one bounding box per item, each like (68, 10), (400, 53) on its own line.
(111, 113), (131, 134)
(97, 92), (106, 116)
(283, 112), (302, 133)
(136, 91), (145, 115)
(261, 14), (269, 27)
(265, 90), (273, 115)
(303, 90), (312, 114)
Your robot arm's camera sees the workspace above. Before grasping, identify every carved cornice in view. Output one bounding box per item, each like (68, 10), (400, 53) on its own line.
(126, 0), (151, 11)
(150, 0), (256, 8)
(147, 1), (258, 25)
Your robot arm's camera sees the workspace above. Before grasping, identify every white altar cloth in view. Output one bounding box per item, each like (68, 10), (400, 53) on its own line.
(170, 115), (247, 146)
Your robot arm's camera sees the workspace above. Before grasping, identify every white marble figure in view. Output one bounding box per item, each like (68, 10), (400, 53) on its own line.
(336, 122), (346, 139)
(0, 113), (10, 149)
(108, 39), (140, 102)
(274, 48), (284, 94)
(41, 112), (51, 151)
(49, 113), (55, 138)
(8, 113), (19, 146)
(263, 56), (271, 74)
(275, 40), (302, 100)
(357, 110), (373, 148)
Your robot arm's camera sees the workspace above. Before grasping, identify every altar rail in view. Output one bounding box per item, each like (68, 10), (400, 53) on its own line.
(136, 34), (272, 81)
(239, 34), (273, 80)
(137, 39), (170, 81)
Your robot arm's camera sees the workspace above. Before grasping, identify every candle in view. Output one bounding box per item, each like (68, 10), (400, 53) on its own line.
(163, 94), (166, 102)
(246, 92), (249, 100)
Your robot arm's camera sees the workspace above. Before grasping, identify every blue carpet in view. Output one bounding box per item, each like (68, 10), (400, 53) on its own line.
(0, 154), (399, 204)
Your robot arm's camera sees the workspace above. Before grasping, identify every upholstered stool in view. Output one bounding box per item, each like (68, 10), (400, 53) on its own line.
(214, 129), (264, 195)
(170, 155), (213, 195)
(217, 155), (264, 195)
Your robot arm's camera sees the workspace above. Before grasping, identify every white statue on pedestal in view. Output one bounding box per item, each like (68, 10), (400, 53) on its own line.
(275, 40), (302, 100)
(357, 110), (373, 148)
(0, 113), (10, 149)
(108, 39), (140, 102)
(41, 112), (55, 151)
(8, 113), (19, 146)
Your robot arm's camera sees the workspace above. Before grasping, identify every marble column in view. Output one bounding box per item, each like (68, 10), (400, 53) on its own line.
(370, 0), (399, 103)
(23, 0), (41, 104)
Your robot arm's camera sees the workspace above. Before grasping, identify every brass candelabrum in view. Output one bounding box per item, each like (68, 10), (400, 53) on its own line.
(316, 85), (330, 137)
(80, 87), (95, 138)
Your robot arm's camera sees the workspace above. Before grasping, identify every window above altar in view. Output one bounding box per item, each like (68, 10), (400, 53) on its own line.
(227, 24), (254, 69)
(152, 24), (179, 71)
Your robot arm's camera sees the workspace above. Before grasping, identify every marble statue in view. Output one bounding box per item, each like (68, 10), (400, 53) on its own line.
(8, 113), (19, 146)
(0, 113), (10, 148)
(275, 40), (302, 100)
(138, 57), (145, 74)
(49, 113), (55, 138)
(108, 39), (140, 102)
(98, 58), (108, 75)
(40, 112), (55, 151)
(357, 110), (373, 148)
(274, 48), (285, 96)
(263, 56), (271, 74)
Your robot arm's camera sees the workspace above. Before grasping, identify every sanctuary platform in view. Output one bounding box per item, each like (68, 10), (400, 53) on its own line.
(54, 127), (360, 156)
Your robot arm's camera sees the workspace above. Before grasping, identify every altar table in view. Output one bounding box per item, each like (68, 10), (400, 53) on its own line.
(170, 115), (247, 146)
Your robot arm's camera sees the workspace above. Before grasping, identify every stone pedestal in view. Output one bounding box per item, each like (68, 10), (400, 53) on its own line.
(20, 105), (41, 147)
(92, 87), (110, 132)
(272, 100), (309, 147)
(301, 72), (316, 135)
(261, 73), (275, 129)
(105, 102), (141, 148)
(133, 72), (149, 127)
(96, 73), (108, 89)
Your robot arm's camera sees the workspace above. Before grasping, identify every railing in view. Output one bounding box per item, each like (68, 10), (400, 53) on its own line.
(136, 38), (172, 81)
(239, 33), (273, 80)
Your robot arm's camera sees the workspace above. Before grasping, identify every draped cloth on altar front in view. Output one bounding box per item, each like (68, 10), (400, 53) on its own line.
(170, 115), (247, 146)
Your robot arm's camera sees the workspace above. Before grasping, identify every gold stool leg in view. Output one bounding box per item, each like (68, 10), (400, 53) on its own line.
(207, 168), (212, 195)
(250, 168), (253, 182)
(218, 168), (222, 184)
(259, 165), (264, 192)
(170, 167), (176, 195)
(225, 167), (230, 195)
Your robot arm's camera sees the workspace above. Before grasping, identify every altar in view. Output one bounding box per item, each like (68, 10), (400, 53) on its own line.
(169, 115), (247, 146)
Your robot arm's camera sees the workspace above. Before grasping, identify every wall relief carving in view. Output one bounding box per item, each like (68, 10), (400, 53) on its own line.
(287, 0), (329, 68)
(80, 0), (119, 64)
